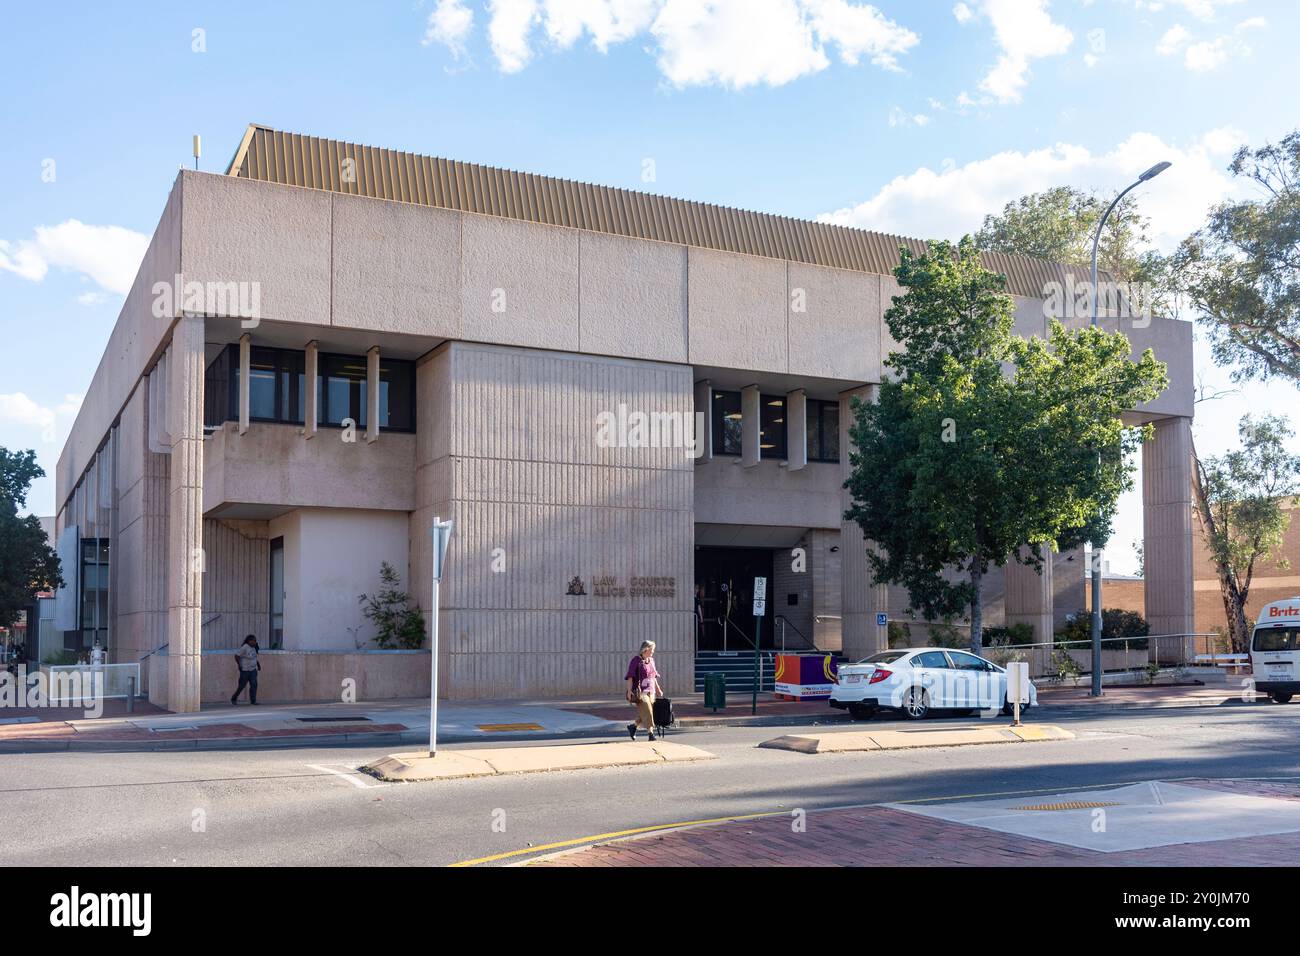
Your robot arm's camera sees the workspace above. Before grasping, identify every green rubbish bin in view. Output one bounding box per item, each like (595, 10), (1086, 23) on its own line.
(704, 673), (726, 711)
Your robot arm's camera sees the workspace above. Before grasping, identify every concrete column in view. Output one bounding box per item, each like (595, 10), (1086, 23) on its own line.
(166, 315), (205, 713)
(740, 385), (759, 468)
(1005, 548), (1054, 644)
(1143, 416), (1196, 655)
(303, 340), (318, 439)
(785, 389), (807, 471)
(693, 379), (712, 464)
(238, 333), (250, 435)
(840, 385), (888, 659)
(366, 346), (380, 443)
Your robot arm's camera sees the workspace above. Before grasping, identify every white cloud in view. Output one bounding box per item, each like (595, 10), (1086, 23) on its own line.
(953, 2), (973, 23)
(1184, 36), (1230, 70)
(0, 393), (83, 445)
(487, 0), (541, 72)
(542, 0), (659, 51)
(888, 106), (929, 127)
(424, 0), (920, 88)
(423, 0), (476, 58)
(968, 0), (1073, 104)
(1156, 23), (1189, 54)
(817, 128), (1243, 254)
(1134, 0), (1246, 23)
(1159, 17), (1262, 71)
(0, 220), (147, 296)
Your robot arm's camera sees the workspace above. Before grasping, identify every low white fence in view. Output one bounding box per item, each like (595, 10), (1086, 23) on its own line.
(44, 663), (142, 704)
(981, 634), (1223, 680)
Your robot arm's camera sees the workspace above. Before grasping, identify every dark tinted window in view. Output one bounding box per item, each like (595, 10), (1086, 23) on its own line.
(211, 346), (414, 432)
(947, 651), (990, 671)
(1253, 627), (1300, 652)
(712, 390), (742, 456)
(760, 394), (786, 459)
(912, 651), (949, 669)
(807, 399), (840, 462)
(864, 651), (906, 664)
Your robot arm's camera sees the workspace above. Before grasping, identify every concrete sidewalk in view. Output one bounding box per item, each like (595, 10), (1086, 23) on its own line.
(759, 723), (1073, 753)
(365, 739), (715, 781)
(0, 697), (625, 753)
(0, 682), (1267, 752)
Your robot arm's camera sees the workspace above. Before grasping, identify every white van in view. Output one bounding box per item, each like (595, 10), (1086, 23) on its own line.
(1249, 597), (1300, 703)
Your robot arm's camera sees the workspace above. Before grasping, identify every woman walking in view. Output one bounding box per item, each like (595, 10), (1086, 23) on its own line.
(624, 640), (664, 741)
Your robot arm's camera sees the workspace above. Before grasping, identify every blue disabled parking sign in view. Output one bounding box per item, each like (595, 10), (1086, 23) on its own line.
(876, 612), (888, 626)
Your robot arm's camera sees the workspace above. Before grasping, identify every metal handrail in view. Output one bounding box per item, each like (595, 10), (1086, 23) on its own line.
(774, 615), (818, 652)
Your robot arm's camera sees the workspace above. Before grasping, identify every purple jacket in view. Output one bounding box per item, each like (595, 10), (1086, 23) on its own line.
(625, 655), (659, 694)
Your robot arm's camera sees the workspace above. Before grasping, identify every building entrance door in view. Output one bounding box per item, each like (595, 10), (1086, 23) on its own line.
(694, 547), (776, 651)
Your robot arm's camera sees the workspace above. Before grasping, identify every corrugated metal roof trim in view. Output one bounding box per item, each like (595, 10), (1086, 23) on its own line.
(228, 125), (1095, 299)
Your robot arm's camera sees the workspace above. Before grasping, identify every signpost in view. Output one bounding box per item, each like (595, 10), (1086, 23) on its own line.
(428, 516), (453, 757)
(752, 576), (766, 715)
(1006, 661), (1030, 727)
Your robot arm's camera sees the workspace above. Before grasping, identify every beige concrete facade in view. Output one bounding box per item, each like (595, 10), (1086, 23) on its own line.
(54, 157), (1197, 709)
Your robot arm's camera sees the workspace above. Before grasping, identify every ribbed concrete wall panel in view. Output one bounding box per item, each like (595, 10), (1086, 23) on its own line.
(421, 342), (694, 698)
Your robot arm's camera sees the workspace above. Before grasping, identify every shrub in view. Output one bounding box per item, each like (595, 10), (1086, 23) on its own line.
(42, 649), (80, 666)
(1057, 608), (1149, 649)
(982, 622), (1035, 646)
(887, 621), (913, 648)
(1052, 648), (1082, 686)
(928, 623), (966, 648)
(358, 562), (427, 649)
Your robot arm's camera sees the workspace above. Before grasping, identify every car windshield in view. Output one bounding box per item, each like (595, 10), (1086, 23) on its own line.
(861, 651), (906, 664)
(1253, 627), (1300, 652)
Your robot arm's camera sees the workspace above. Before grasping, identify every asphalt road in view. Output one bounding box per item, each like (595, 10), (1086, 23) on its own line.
(2, 701), (1298, 867)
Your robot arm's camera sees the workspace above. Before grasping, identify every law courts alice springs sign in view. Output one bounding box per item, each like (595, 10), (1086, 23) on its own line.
(567, 575), (677, 599)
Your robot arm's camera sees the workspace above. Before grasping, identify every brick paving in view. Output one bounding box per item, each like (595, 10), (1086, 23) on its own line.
(533, 778), (1300, 867)
(0, 718), (409, 744)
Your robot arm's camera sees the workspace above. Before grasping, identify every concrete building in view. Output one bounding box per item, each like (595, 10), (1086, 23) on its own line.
(53, 125), (1197, 711)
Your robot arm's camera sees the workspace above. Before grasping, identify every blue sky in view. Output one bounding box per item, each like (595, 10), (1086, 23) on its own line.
(2, 0), (1298, 572)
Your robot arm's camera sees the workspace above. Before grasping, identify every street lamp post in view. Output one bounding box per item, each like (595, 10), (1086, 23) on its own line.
(428, 516), (453, 756)
(1088, 160), (1171, 697)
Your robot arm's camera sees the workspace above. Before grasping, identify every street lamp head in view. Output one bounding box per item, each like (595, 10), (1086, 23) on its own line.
(1138, 160), (1172, 181)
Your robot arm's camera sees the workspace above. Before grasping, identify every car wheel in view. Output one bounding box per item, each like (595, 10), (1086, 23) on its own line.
(1272, 692), (1293, 704)
(902, 686), (929, 720)
(848, 703), (877, 720)
(1001, 699), (1032, 716)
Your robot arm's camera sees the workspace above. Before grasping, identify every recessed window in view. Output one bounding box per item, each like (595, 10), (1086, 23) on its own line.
(209, 345), (416, 432)
(806, 399), (840, 463)
(759, 395), (786, 460)
(712, 390), (742, 456)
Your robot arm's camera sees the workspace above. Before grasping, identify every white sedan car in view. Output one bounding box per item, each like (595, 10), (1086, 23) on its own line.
(829, 648), (1037, 720)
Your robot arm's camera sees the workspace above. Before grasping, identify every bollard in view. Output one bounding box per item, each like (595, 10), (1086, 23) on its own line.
(127, 676), (136, 713)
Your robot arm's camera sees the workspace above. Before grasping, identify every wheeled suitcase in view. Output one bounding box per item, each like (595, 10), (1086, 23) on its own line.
(652, 696), (674, 734)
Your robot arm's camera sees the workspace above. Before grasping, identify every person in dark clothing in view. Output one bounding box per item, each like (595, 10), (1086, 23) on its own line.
(230, 635), (260, 705)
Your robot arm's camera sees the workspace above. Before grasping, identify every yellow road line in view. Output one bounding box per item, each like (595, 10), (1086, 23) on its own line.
(449, 810), (787, 867)
(453, 773), (1300, 866)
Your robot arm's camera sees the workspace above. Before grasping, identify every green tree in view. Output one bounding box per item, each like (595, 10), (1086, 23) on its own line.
(845, 238), (1167, 653)
(0, 448), (62, 634)
(358, 561), (426, 649)
(975, 185), (1173, 316)
(1175, 131), (1300, 383)
(1192, 414), (1300, 652)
